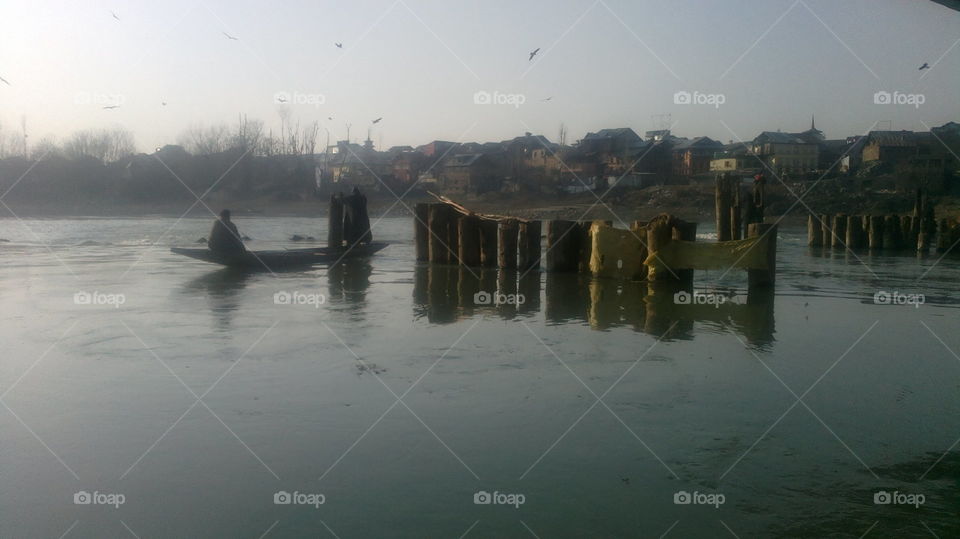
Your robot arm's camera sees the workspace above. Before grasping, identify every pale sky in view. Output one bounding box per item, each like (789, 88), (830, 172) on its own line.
(0, 0), (958, 153)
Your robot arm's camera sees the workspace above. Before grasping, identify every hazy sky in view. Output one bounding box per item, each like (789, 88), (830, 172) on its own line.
(1, 0), (958, 153)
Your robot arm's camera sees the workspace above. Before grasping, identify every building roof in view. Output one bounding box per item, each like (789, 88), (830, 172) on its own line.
(444, 153), (485, 167)
(753, 131), (810, 144)
(583, 128), (641, 141)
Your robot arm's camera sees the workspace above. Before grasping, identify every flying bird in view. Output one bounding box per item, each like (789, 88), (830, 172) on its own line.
(541, 96), (552, 102)
(223, 32), (239, 41)
(276, 95), (288, 103)
(0, 75), (10, 86)
(919, 62), (930, 70)
(529, 47), (540, 61)
(111, 11), (120, 21)
(161, 101), (167, 106)
(328, 116), (334, 120)
(372, 117), (382, 124)
(103, 105), (120, 110)
(335, 42), (343, 49)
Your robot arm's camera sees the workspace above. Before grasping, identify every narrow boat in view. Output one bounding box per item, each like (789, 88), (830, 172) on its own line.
(171, 242), (389, 270)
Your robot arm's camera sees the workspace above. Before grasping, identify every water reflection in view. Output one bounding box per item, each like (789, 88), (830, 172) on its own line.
(414, 266), (776, 345)
(327, 259), (373, 308)
(182, 268), (251, 330)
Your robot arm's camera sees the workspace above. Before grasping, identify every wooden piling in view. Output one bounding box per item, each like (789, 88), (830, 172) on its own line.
(901, 215), (916, 249)
(918, 204), (936, 253)
(518, 220), (542, 271)
(821, 214), (832, 247)
(328, 193), (344, 249)
(937, 218), (950, 253)
(498, 219), (519, 269)
(846, 215), (864, 250)
(883, 215), (902, 250)
(413, 202), (429, 261)
(458, 214), (482, 267)
(831, 214), (847, 249)
(715, 174), (732, 241)
(646, 215), (676, 281)
(868, 215), (885, 250)
(747, 223), (777, 288)
(808, 214), (822, 247)
(671, 219), (698, 283)
(479, 219), (499, 267)
(730, 184), (742, 241)
(428, 203), (454, 264)
(545, 220), (579, 272)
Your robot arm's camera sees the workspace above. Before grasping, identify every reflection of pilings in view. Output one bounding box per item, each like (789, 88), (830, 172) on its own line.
(643, 283), (694, 339)
(458, 214), (482, 267)
(518, 220), (542, 271)
(744, 285), (776, 347)
(328, 193), (344, 248)
(498, 219), (518, 269)
(545, 272), (590, 323)
(497, 269), (518, 319)
(426, 264), (458, 323)
(457, 266), (481, 312)
(414, 203), (429, 261)
(480, 219), (498, 267)
(518, 272), (541, 314)
(846, 215), (864, 250)
(747, 223), (776, 288)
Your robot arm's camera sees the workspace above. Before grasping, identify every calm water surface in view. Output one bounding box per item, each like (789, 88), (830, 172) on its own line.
(1, 216), (958, 538)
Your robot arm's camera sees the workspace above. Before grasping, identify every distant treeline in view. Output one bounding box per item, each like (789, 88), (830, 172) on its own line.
(0, 116), (321, 205)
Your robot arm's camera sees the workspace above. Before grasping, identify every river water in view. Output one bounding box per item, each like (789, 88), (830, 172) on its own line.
(1, 216), (958, 538)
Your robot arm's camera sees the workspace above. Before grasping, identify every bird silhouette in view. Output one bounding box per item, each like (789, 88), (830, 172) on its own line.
(919, 62), (930, 70)
(372, 117), (382, 124)
(328, 116), (334, 120)
(277, 96), (288, 103)
(161, 101), (167, 106)
(102, 105), (120, 110)
(541, 96), (552, 102)
(223, 32), (239, 41)
(0, 76), (10, 86)
(111, 11), (120, 21)
(529, 47), (540, 61)
(335, 42), (343, 48)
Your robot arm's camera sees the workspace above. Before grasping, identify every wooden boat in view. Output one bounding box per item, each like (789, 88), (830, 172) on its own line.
(171, 242), (389, 270)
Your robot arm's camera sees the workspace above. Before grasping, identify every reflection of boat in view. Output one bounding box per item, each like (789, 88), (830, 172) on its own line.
(170, 242), (389, 270)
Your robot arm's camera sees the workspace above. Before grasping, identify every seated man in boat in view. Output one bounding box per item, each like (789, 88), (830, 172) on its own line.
(208, 209), (246, 256)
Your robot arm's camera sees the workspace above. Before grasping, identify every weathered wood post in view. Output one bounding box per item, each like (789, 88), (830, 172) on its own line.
(498, 219), (519, 269)
(846, 215), (864, 250)
(545, 220), (579, 272)
(868, 215), (885, 250)
(328, 193), (344, 248)
(730, 183), (742, 241)
(631, 220), (649, 280)
(715, 174), (732, 241)
(578, 220), (610, 273)
(413, 202), (429, 261)
(821, 214), (833, 248)
(747, 223), (777, 288)
(518, 220), (542, 271)
(671, 219), (698, 283)
(428, 203), (453, 264)
(646, 215), (676, 281)
(918, 203), (936, 253)
(458, 214), (482, 267)
(479, 219), (498, 267)
(883, 215), (902, 250)
(937, 218), (951, 253)
(808, 214), (822, 247)
(831, 214), (847, 249)
(902, 215), (917, 249)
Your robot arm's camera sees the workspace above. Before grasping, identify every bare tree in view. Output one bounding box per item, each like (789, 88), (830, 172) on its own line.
(64, 128), (135, 163)
(178, 124), (230, 155)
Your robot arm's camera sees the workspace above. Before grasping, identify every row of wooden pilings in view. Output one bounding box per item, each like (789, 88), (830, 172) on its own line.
(414, 203), (542, 271)
(806, 213), (959, 252)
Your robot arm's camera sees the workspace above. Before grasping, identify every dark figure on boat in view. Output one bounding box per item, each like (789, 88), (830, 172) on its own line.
(208, 209), (246, 256)
(343, 187), (373, 246)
